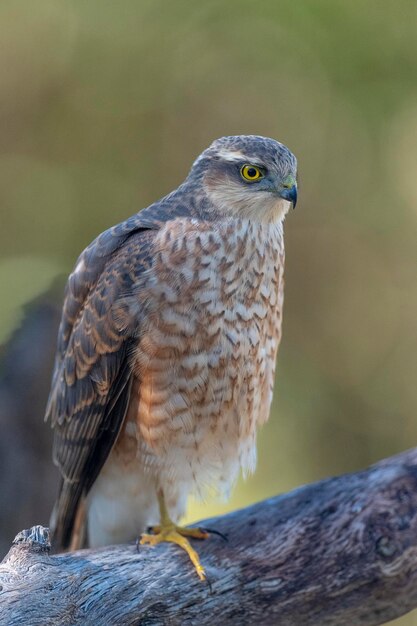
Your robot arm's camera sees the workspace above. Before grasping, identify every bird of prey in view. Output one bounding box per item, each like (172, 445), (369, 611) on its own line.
(46, 135), (298, 580)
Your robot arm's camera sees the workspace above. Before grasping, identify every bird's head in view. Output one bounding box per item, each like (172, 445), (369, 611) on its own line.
(189, 135), (297, 222)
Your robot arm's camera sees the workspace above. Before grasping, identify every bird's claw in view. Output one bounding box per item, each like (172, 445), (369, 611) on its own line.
(140, 525), (207, 581)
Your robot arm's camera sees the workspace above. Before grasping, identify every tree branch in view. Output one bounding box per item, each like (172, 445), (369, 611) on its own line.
(2, 448), (417, 626)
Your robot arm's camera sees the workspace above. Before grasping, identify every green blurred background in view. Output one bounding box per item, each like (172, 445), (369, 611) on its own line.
(0, 1), (416, 623)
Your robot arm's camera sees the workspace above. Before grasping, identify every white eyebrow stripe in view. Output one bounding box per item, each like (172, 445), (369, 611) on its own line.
(216, 148), (264, 166)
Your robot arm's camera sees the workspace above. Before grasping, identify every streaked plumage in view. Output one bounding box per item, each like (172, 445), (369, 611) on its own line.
(46, 135), (297, 551)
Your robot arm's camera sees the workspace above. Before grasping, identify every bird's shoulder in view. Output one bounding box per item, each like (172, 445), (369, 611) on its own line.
(45, 186), (203, 425)
(62, 183), (204, 323)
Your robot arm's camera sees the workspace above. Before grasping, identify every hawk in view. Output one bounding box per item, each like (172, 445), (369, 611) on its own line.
(46, 135), (298, 579)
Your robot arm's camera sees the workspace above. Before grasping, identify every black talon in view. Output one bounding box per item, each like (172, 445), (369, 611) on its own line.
(200, 527), (228, 542)
(205, 572), (213, 594)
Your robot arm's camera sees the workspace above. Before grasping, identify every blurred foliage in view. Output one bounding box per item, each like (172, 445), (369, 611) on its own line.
(0, 1), (417, 623)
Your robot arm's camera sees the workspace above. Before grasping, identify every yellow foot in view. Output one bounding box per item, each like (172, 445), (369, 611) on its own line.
(140, 525), (209, 581)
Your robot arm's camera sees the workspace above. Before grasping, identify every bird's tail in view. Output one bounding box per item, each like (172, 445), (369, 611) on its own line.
(49, 478), (86, 551)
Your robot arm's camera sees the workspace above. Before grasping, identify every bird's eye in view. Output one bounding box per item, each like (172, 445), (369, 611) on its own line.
(240, 164), (264, 182)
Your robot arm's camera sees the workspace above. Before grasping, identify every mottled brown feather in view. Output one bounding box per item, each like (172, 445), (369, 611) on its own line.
(46, 175), (224, 548)
(46, 218), (161, 548)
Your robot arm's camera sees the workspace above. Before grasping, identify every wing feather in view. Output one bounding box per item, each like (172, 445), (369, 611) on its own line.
(46, 218), (158, 549)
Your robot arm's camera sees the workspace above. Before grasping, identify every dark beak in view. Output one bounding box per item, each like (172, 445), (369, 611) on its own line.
(279, 184), (297, 209)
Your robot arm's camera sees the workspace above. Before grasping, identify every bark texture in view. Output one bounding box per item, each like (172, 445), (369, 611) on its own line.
(1, 448), (417, 626)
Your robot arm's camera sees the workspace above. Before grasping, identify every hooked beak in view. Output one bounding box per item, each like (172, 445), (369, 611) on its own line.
(279, 183), (297, 209)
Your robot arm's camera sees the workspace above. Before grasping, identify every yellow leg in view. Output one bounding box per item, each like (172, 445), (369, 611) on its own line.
(140, 490), (209, 581)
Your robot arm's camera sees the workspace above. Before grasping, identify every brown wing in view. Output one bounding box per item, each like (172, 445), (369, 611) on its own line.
(46, 217), (158, 549)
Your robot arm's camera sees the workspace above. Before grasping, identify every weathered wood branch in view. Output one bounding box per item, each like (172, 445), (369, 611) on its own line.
(2, 449), (417, 626)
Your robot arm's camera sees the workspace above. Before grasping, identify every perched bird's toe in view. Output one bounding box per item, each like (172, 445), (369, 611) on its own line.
(139, 525), (208, 581)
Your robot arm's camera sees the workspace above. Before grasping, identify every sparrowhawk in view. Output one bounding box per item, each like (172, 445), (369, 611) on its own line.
(46, 135), (298, 579)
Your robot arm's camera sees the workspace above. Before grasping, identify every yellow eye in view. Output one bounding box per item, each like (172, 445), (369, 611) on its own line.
(240, 164), (264, 182)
